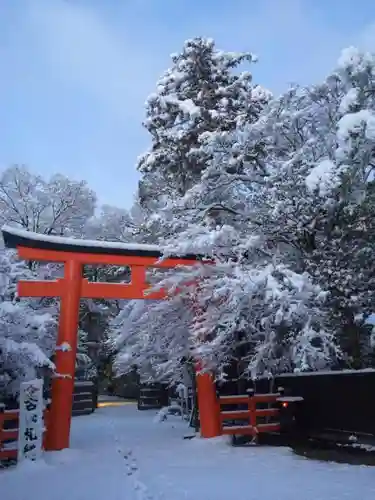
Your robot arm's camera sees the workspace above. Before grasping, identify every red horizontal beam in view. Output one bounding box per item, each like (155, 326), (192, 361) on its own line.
(219, 393), (281, 406)
(257, 422), (280, 432)
(0, 449), (17, 460)
(17, 246), (200, 268)
(220, 410), (249, 420)
(220, 408), (279, 420)
(3, 410), (19, 421)
(222, 425), (254, 436)
(221, 422), (280, 436)
(2, 429), (18, 441)
(219, 396), (248, 405)
(18, 280), (61, 297)
(18, 277), (189, 300)
(80, 281), (167, 300)
(17, 279), (169, 300)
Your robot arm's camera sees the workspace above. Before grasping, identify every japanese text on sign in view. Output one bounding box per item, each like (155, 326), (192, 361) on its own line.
(18, 379), (44, 461)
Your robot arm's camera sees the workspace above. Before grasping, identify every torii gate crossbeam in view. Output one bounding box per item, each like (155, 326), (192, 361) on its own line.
(1, 226), (221, 450)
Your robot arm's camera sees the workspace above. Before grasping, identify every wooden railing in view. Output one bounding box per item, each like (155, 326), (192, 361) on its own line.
(218, 392), (281, 436)
(0, 380), (97, 462)
(0, 404), (49, 461)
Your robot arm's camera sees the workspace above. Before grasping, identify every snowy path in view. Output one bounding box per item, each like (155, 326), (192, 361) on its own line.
(1, 404), (375, 500)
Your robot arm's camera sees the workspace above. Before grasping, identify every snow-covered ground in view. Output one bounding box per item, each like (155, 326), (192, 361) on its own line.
(1, 404), (375, 500)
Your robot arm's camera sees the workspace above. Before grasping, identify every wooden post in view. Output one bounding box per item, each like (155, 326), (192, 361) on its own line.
(195, 362), (221, 438)
(45, 259), (82, 451)
(247, 390), (257, 430)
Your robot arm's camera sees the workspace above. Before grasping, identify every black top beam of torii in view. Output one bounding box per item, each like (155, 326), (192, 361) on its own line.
(1, 225), (204, 262)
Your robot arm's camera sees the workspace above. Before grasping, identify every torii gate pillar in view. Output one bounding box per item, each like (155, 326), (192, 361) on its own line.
(1, 226), (221, 450)
(48, 259), (82, 450)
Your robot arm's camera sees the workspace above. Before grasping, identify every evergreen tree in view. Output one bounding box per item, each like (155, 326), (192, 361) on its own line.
(137, 37), (270, 208)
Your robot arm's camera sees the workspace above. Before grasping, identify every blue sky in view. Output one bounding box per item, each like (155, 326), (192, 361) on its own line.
(1, 0), (375, 209)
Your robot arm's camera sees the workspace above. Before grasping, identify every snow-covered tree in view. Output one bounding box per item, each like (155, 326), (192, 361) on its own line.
(85, 204), (138, 243)
(257, 47), (375, 367)
(0, 165), (98, 395)
(111, 37), (273, 382)
(75, 328), (98, 380)
(112, 44), (375, 381)
(0, 165), (96, 236)
(308, 48), (375, 366)
(0, 248), (56, 396)
(109, 297), (192, 384)
(137, 37), (270, 208)
(211, 46), (375, 369)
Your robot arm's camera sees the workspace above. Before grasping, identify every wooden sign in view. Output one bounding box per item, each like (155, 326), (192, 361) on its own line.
(18, 379), (44, 461)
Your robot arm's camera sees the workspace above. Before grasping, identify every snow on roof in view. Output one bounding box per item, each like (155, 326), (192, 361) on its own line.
(2, 224), (161, 251)
(277, 368), (375, 378)
(1, 225), (200, 260)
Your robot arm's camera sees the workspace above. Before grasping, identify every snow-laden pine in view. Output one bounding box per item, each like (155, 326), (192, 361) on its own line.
(137, 37), (270, 208)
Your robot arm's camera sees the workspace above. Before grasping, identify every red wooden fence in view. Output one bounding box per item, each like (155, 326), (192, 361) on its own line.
(0, 404), (49, 461)
(218, 392), (281, 436)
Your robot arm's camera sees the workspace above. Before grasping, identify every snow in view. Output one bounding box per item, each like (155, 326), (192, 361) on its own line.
(371, 330), (375, 349)
(75, 380), (95, 386)
(158, 95), (201, 119)
(337, 109), (375, 141)
(277, 396), (304, 402)
(337, 46), (374, 72)
(2, 404), (374, 500)
(339, 88), (359, 114)
(55, 342), (71, 352)
(276, 367), (375, 378)
(305, 159), (339, 196)
(0, 338), (55, 370)
(1, 225), (163, 254)
(153, 404), (183, 422)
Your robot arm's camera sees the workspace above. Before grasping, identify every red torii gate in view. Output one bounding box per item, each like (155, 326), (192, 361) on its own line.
(1, 226), (221, 450)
